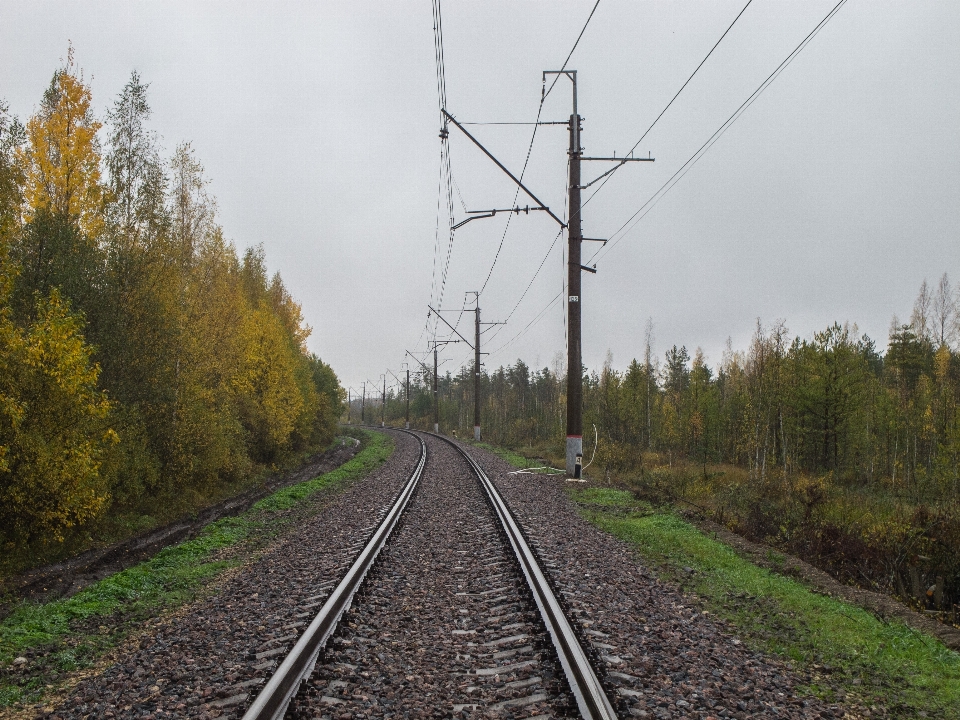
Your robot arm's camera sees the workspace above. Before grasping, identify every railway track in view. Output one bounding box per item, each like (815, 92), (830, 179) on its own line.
(49, 428), (832, 719)
(243, 430), (617, 719)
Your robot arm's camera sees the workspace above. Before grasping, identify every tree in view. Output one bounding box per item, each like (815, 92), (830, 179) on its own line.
(0, 290), (116, 544)
(911, 279), (933, 344)
(169, 142), (214, 263)
(106, 71), (167, 242)
(0, 101), (25, 254)
(17, 46), (106, 238)
(931, 273), (954, 349)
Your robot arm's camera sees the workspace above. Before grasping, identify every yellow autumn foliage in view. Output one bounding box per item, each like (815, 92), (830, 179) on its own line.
(17, 46), (106, 238)
(0, 289), (114, 542)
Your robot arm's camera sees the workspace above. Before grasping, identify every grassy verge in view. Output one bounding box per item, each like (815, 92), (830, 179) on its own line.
(0, 429), (393, 709)
(472, 442), (563, 474)
(568, 486), (960, 719)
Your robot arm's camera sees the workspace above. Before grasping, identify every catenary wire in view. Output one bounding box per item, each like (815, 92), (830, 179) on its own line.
(477, 0), (601, 297)
(589, 0), (850, 266)
(580, 0), (755, 211)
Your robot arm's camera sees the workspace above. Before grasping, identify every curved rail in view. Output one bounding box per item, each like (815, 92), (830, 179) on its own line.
(431, 433), (619, 720)
(242, 430), (427, 720)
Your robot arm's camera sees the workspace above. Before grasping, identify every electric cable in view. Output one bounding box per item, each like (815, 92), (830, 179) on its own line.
(477, 0), (601, 296)
(581, 0), (755, 210)
(589, 0), (850, 266)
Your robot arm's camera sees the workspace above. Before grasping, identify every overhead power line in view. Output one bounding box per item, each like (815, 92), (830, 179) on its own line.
(580, 0), (755, 208)
(482, 0), (743, 358)
(589, 0), (850, 266)
(477, 0), (601, 296)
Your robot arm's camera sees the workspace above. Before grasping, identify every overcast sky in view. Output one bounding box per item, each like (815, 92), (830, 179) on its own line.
(2, 1), (958, 395)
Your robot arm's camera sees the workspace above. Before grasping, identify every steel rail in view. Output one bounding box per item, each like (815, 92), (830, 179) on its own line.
(431, 432), (619, 720)
(242, 431), (427, 720)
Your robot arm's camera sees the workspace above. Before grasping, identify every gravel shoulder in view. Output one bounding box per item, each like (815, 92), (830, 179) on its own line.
(466, 441), (843, 720)
(1, 429), (414, 718)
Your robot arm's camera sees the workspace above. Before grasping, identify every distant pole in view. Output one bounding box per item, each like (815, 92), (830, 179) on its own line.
(565, 74), (584, 479)
(381, 375), (386, 427)
(347, 388), (351, 424)
(474, 297), (481, 441)
(405, 369), (410, 429)
(433, 343), (439, 433)
(361, 382), (366, 424)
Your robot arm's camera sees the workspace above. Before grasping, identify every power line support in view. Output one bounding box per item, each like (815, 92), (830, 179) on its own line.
(433, 344), (439, 433)
(548, 70), (585, 479)
(474, 296), (481, 441)
(406, 369), (410, 429)
(361, 382), (366, 424)
(381, 375), (386, 428)
(428, 339), (459, 434)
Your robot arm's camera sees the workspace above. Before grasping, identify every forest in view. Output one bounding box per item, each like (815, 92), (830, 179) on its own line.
(374, 278), (960, 615)
(0, 49), (341, 569)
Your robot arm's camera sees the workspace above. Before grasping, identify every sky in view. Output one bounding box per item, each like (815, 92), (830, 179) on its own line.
(1, 1), (958, 396)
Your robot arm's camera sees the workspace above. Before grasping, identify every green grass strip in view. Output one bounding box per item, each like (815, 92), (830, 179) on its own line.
(569, 487), (960, 718)
(0, 430), (392, 672)
(473, 442), (563, 474)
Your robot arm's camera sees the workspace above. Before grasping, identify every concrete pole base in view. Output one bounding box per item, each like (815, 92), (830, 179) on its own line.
(434, 423), (439, 433)
(405, 422), (410, 429)
(474, 426), (481, 441)
(566, 436), (583, 478)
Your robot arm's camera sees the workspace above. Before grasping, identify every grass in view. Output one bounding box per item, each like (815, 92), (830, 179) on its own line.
(0, 436), (357, 583)
(568, 485), (960, 718)
(0, 429), (393, 708)
(473, 442), (564, 474)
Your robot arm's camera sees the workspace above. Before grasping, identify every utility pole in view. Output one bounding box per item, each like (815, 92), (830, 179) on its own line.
(361, 382), (366, 424)
(433, 344), (439, 433)
(405, 350), (433, 429)
(427, 338), (459, 434)
(563, 70), (584, 479)
(381, 375), (386, 427)
(543, 69), (652, 477)
(474, 296), (481, 441)
(347, 388), (351, 424)
(444, 74), (651, 475)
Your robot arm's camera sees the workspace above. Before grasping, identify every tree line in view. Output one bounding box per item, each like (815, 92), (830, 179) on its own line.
(381, 278), (960, 501)
(0, 48), (341, 554)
